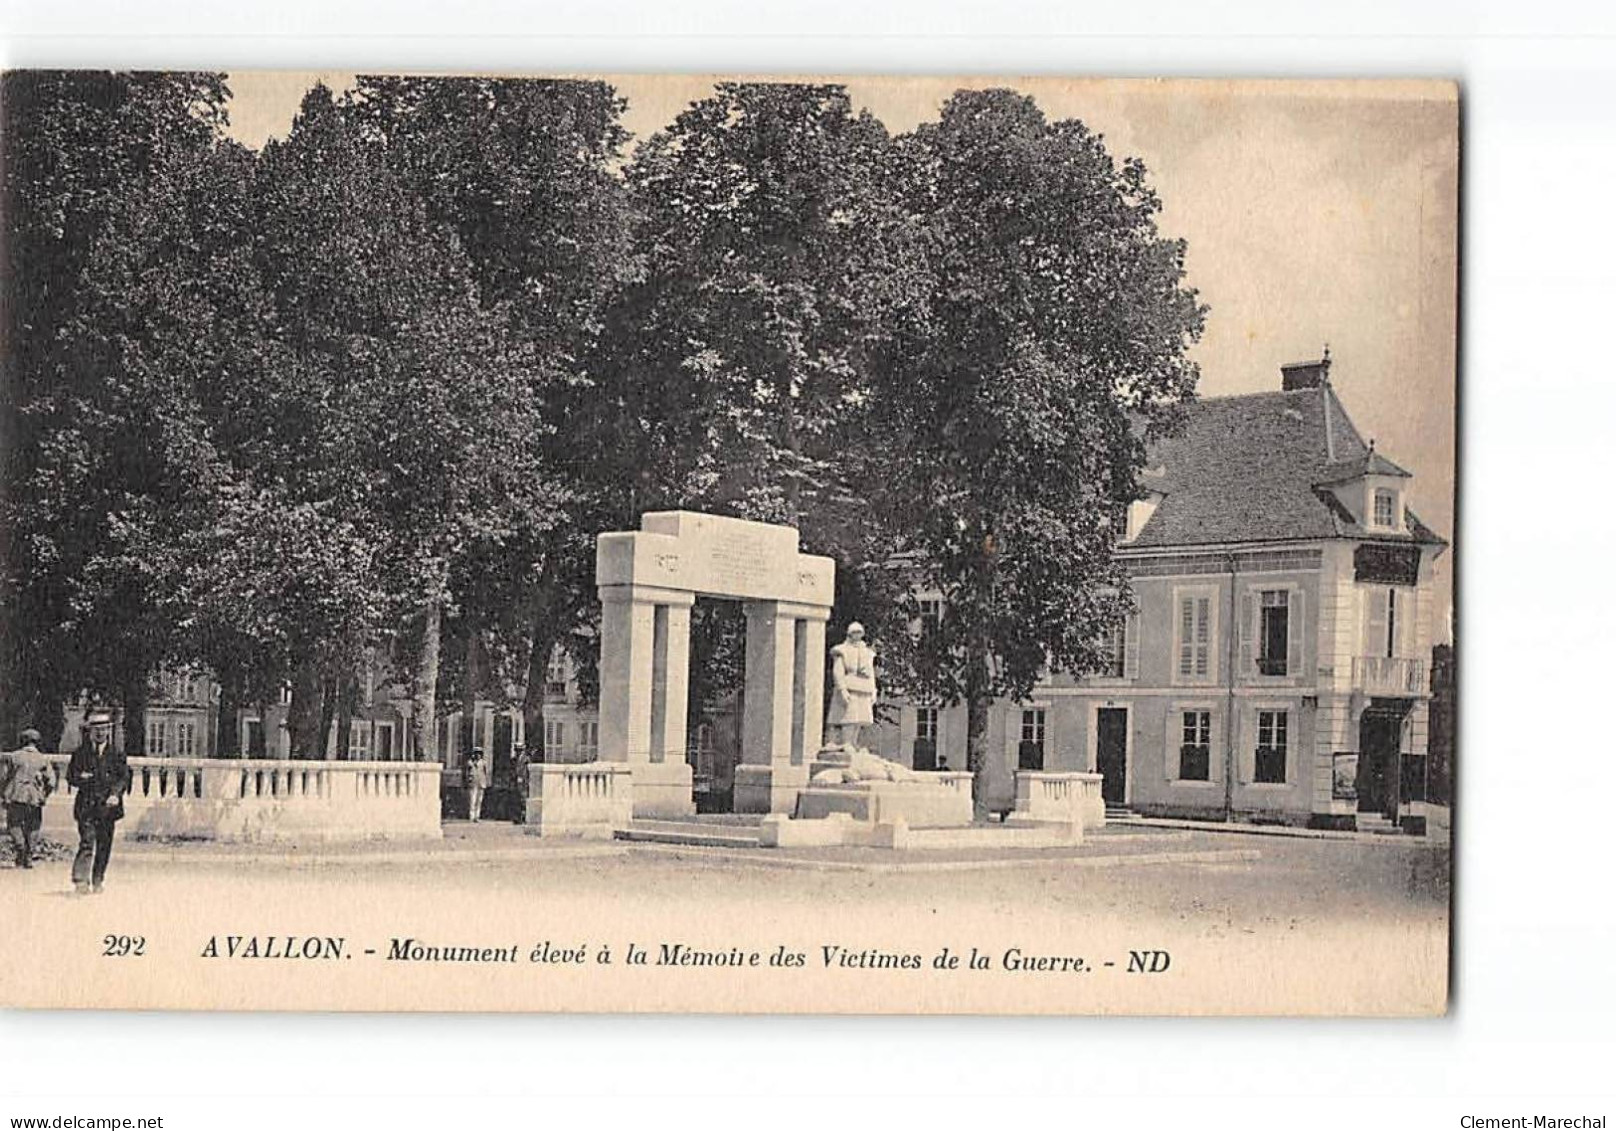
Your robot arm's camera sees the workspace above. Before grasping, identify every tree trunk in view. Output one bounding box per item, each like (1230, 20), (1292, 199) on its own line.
(249, 698), (269, 757)
(121, 677), (150, 759)
(522, 584), (560, 764)
(317, 674), (338, 760)
(965, 541), (996, 821)
(965, 693), (992, 821)
(522, 633), (554, 764)
(410, 600), (442, 762)
(459, 632), (480, 763)
(29, 682), (69, 753)
(215, 666), (241, 758)
(334, 673), (357, 761)
(286, 656), (322, 758)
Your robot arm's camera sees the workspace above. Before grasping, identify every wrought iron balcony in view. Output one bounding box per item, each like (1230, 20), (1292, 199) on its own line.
(1350, 655), (1426, 696)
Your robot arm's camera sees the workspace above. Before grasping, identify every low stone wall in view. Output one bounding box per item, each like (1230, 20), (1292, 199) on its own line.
(1013, 771), (1105, 830)
(524, 762), (634, 839)
(31, 755), (442, 843)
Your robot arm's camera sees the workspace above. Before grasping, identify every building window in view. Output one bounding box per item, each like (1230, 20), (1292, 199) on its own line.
(913, 706), (940, 770)
(545, 652), (568, 697)
(1175, 591), (1214, 682)
(1018, 708), (1046, 771)
(348, 724), (372, 760)
(176, 721), (196, 758)
(1256, 710), (1289, 784)
(917, 597), (943, 628)
(543, 719), (566, 760)
(1258, 590), (1290, 676)
(916, 706), (939, 744)
(1179, 710), (1212, 782)
(1103, 621), (1126, 678)
(146, 718), (167, 756)
(1373, 488), (1397, 529)
(578, 721), (599, 760)
(1386, 589), (1398, 658)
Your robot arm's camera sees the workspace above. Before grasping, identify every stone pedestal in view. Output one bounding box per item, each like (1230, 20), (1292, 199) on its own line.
(794, 778), (973, 828)
(629, 760), (696, 820)
(734, 763), (810, 815)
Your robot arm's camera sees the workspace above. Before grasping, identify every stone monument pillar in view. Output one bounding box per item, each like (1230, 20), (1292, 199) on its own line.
(594, 511), (835, 820)
(733, 600), (830, 814)
(596, 583), (697, 818)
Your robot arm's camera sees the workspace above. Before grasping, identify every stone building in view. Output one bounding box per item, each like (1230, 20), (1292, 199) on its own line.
(865, 357), (1449, 831)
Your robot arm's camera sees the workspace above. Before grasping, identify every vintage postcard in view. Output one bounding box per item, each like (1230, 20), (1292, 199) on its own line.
(0, 72), (1455, 1014)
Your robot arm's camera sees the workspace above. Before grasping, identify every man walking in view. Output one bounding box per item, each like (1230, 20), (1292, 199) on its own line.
(1, 727), (55, 867)
(66, 709), (128, 895)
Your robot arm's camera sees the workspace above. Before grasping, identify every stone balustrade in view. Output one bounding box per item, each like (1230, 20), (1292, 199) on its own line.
(1013, 771), (1105, 829)
(32, 754), (442, 843)
(524, 761), (634, 839)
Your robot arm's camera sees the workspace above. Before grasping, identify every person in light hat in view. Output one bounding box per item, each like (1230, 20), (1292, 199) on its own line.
(464, 748), (488, 823)
(1, 727), (55, 867)
(66, 707), (128, 894)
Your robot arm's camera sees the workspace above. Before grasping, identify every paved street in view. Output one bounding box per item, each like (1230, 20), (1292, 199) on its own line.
(0, 829), (1448, 1015)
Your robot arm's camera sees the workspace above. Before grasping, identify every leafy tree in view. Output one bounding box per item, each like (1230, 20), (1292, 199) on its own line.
(870, 90), (1205, 813)
(0, 70), (239, 750)
(251, 84), (559, 758)
(604, 82), (924, 740)
(348, 76), (635, 756)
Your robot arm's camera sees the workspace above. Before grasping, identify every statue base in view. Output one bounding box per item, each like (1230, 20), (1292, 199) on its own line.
(733, 763), (810, 815)
(794, 746), (973, 828)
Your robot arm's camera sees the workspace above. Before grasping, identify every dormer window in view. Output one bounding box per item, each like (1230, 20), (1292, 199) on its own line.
(1120, 494), (1162, 543)
(1372, 488), (1397, 530)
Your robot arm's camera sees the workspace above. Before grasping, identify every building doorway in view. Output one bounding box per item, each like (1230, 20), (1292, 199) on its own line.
(1356, 702), (1411, 820)
(1096, 707), (1128, 806)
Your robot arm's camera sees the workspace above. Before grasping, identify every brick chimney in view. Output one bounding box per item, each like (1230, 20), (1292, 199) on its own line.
(1281, 355), (1331, 391)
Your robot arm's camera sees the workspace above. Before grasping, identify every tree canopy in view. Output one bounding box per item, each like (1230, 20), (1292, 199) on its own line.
(1, 75), (1202, 784)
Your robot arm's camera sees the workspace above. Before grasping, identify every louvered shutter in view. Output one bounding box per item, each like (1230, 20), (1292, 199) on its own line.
(1363, 588), (1390, 659)
(1288, 589), (1306, 679)
(1123, 614), (1140, 680)
(1178, 598), (1194, 678)
(1195, 597), (1211, 677)
(1238, 590), (1255, 677)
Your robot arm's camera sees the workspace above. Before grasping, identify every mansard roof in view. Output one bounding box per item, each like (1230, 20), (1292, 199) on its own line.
(1125, 385), (1446, 550)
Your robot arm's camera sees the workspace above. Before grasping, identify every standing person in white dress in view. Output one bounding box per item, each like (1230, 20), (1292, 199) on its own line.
(825, 622), (877, 751)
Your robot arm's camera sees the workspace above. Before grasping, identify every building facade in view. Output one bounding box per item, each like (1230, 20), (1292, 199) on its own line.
(864, 358), (1448, 831)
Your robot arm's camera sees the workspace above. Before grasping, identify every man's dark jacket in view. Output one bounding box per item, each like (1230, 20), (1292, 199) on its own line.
(67, 741), (130, 822)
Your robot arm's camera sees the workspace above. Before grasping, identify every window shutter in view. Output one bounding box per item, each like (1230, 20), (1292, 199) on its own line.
(1363, 588), (1389, 659)
(1178, 598), (1194, 678)
(1401, 589), (1418, 656)
(1124, 614), (1140, 680)
(1195, 597), (1211, 677)
(1238, 590), (1255, 677)
(1288, 589), (1306, 679)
